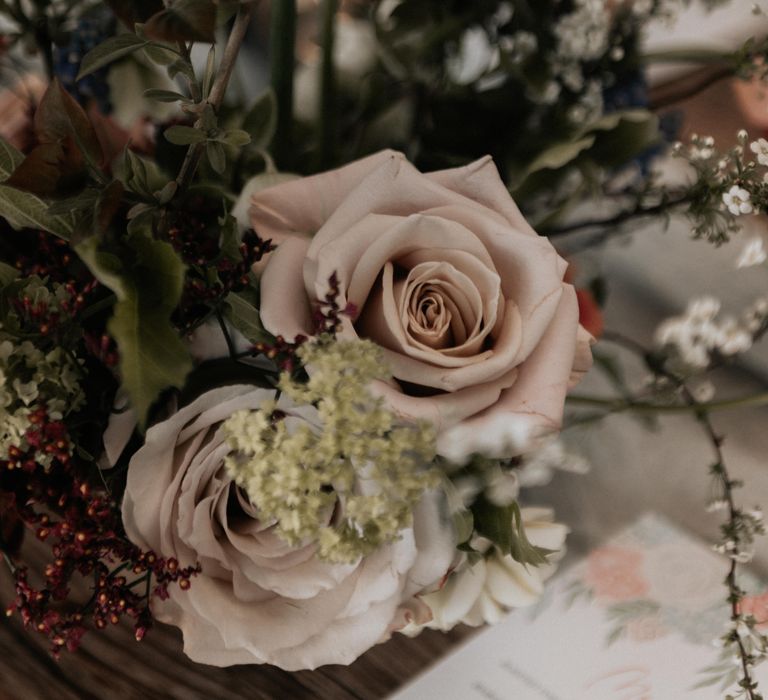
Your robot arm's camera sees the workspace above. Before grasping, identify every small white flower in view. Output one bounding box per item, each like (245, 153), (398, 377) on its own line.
(723, 185), (753, 216)
(692, 380), (715, 403)
(737, 237), (767, 268)
(750, 138), (768, 166)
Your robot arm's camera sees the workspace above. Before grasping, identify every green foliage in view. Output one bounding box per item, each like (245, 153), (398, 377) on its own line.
(472, 497), (553, 567)
(144, 0), (217, 44)
(0, 137), (23, 181)
(0, 184), (73, 238)
(76, 34), (150, 81)
(242, 89), (278, 150)
(76, 233), (192, 429)
(223, 290), (270, 344)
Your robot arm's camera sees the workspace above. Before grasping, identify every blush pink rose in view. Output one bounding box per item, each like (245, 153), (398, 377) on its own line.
(738, 591), (768, 628)
(250, 151), (593, 463)
(121, 384), (455, 670)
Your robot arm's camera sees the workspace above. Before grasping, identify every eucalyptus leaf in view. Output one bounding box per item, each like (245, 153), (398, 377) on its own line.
(76, 34), (149, 81)
(0, 184), (73, 238)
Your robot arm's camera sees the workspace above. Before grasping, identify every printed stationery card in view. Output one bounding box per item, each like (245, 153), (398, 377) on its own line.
(391, 513), (768, 700)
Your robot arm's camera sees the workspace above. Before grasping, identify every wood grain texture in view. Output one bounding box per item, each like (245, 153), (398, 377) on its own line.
(0, 538), (475, 700)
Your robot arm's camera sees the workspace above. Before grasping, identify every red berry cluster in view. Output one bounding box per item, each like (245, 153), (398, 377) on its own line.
(2, 412), (198, 656)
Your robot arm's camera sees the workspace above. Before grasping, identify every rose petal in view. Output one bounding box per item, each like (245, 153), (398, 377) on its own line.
(259, 236), (314, 342)
(435, 285), (579, 462)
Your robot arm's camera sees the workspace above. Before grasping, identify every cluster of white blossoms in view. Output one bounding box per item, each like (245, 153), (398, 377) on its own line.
(0, 338), (84, 465)
(655, 296), (767, 370)
(553, 0), (610, 64)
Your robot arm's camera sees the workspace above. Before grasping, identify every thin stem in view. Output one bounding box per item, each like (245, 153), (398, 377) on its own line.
(567, 391), (768, 415)
(269, 0), (297, 169)
(649, 64), (733, 111)
(544, 193), (692, 238)
(585, 330), (762, 698)
(317, 0), (338, 170)
(175, 4), (255, 193)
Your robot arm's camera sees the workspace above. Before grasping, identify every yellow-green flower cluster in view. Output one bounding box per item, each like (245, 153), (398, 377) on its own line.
(223, 338), (438, 563)
(0, 337), (84, 465)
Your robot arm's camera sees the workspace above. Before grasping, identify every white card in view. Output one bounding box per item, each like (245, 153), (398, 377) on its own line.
(391, 513), (768, 700)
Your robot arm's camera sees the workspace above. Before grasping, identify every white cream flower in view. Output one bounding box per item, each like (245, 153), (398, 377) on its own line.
(723, 185), (753, 216)
(415, 507), (568, 630)
(750, 138), (768, 166)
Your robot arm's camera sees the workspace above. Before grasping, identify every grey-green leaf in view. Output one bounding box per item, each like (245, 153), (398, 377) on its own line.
(77, 34), (149, 80)
(223, 291), (270, 344)
(0, 136), (23, 181)
(206, 141), (226, 173)
(0, 184), (73, 239)
(165, 125), (207, 145)
(242, 89), (277, 150)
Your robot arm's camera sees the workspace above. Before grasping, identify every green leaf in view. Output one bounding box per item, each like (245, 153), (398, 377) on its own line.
(76, 234), (191, 428)
(206, 141), (226, 173)
(523, 136), (596, 177)
(0, 184), (73, 238)
(142, 88), (192, 103)
(242, 89), (277, 150)
(164, 125), (207, 145)
(0, 136), (23, 181)
(144, 0), (217, 43)
(223, 291), (270, 344)
(472, 498), (553, 566)
(216, 129), (251, 147)
(0, 261), (19, 287)
(77, 34), (149, 81)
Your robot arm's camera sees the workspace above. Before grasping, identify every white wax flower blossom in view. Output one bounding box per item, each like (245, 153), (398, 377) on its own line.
(736, 237), (767, 268)
(723, 185), (753, 216)
(750, 138), (768, 166)
(655, 296), (758, 370)
(415, 508), (568, 630)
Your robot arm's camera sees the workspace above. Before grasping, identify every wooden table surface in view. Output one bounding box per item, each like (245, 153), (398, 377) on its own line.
(0, 538), (475, 700)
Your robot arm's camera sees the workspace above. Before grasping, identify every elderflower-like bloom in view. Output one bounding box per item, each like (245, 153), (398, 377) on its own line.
(736, 236), (767, 269)
(0, 337), (84, 466)
(722, 185), (753, 216)
(223, 339), (439, 563)
(413, 508), (568, 631)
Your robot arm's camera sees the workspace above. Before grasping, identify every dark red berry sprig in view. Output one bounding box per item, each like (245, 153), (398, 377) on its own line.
(1, 407), (199, 656)
(312, 271), (358, 336)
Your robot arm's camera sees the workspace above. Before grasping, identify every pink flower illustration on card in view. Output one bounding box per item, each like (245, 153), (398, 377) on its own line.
(583, 546), (650, 602)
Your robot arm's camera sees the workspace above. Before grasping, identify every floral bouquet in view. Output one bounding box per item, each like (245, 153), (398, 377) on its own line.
(0, 0), (767, 696)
